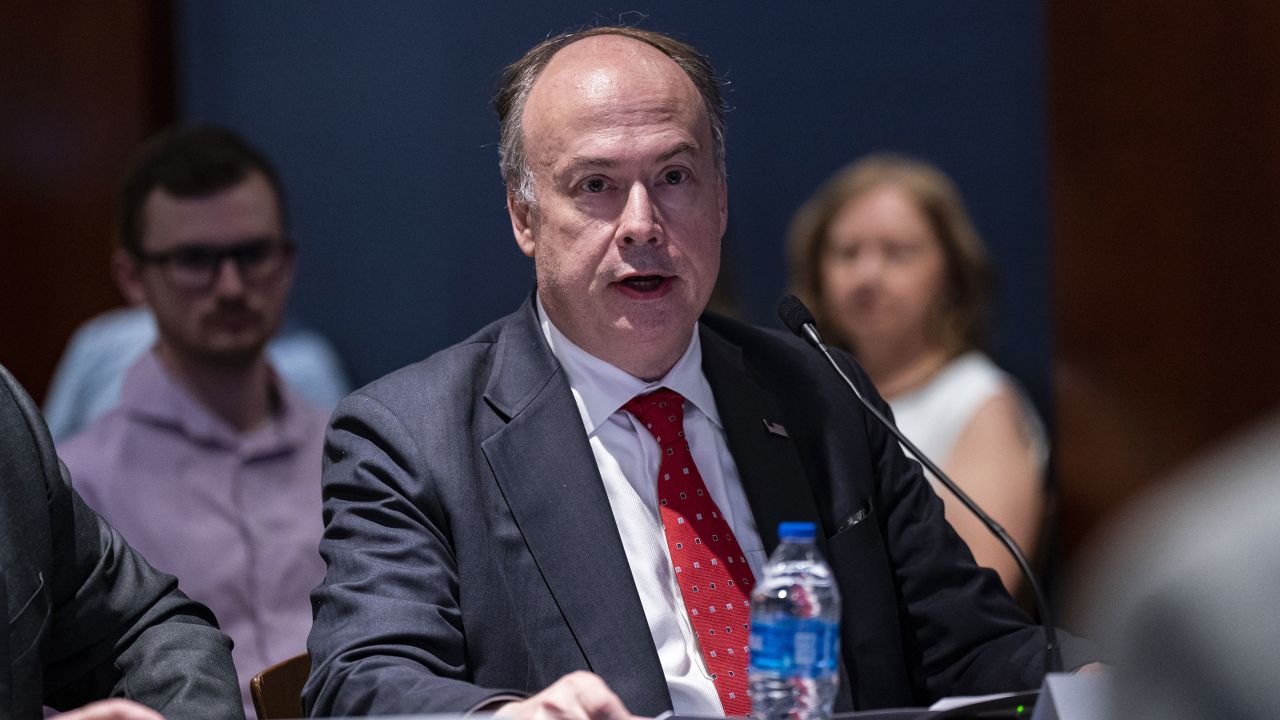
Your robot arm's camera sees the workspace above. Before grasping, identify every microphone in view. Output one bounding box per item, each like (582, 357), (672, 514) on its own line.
(776, 294), (1063, 676)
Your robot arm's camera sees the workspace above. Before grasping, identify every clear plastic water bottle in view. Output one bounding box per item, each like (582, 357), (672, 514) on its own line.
(749, 521), (842, 720)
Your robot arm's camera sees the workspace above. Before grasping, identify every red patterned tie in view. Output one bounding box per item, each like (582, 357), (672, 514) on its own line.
(624, 388), (755, 717)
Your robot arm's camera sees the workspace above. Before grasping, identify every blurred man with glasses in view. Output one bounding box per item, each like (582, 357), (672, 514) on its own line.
(59, 126), (328, 717)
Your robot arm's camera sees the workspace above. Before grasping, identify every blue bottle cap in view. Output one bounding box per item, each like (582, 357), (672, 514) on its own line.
(778, 521), (816, 541)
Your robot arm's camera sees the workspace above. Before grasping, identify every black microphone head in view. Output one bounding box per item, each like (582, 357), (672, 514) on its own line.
(777, 294), (817, 336)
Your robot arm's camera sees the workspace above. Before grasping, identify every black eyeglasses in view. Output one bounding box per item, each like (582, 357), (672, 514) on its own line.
(133, 238), (295, 291)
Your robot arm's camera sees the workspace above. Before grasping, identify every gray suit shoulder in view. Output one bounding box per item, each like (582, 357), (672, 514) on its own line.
(348, 313), (508, 409)
(699, 311), (868, 399)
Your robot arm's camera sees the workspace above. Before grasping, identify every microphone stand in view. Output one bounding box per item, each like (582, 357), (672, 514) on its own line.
(780, 297), (1064, 677)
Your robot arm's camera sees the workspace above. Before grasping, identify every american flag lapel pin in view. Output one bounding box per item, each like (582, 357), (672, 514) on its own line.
(762, 419), (789, 438)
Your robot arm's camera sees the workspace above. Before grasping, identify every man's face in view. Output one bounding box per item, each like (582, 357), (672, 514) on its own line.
(116, 171), (293, 370)
(509, 35), (727, 379)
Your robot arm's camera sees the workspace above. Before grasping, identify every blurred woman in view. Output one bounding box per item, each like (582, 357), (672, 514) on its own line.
(788, 153), (1046, 594)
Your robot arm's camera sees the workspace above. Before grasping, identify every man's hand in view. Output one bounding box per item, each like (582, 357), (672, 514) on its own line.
(494, 671), (638, 720)
(51, 699), (164, 720)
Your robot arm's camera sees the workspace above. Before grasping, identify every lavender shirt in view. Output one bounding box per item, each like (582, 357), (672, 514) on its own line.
(60, 351), (328, 717)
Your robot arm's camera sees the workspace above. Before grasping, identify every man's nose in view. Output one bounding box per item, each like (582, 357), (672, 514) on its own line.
(617, 182), (662, 246)
(211, 256), (247, 296)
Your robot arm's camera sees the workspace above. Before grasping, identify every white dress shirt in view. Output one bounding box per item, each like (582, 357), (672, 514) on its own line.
(538, 297), (767, 716)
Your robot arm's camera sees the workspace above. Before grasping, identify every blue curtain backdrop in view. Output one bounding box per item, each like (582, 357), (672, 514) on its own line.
(177, 1), (1052, 415)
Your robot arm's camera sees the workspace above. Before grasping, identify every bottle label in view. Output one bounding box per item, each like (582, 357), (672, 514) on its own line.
(749, 615), (840, 679)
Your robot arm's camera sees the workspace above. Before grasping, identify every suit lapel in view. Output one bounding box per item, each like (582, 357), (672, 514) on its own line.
(480, 299), (671, 715)
(699, 324), (823, 555)
(700, 324), (858, 712)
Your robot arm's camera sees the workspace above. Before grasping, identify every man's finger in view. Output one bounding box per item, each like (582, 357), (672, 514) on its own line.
(564, 671), (632, 720)
(495, 671), (636, 720)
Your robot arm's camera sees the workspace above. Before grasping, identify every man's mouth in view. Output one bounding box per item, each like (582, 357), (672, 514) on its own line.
(620, 275), (665, 291)
(208, 307), (259, 330)
(613, 274), (674, 298)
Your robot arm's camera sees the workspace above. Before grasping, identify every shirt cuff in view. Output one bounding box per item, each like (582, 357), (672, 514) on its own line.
(466, 693), (527, 716)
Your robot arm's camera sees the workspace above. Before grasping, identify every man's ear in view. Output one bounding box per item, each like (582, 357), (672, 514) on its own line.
(111, 247), (148, 306)
(717, 174), (729, 239)
(508, 191), (537, 258)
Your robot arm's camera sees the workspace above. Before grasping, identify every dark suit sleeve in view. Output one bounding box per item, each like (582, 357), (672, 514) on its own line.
(303, 391), (518, 716)
(0, 365), (242, 717)
(43, 470), (245, 716)
(835, 352), (1098, 696)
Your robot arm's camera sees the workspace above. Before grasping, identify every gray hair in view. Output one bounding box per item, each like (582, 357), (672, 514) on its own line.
(495, 26), (727, 208)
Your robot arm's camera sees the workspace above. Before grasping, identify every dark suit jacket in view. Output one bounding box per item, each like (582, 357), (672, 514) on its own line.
(0, 365), (243, 718)
(304, 297), (1094, 716)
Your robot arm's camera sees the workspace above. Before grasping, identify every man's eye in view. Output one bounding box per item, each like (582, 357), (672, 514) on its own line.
(580, 177), (608, 193)
(662, 169), (688, 185)
(171, 249), (220, 270)
(234, 243), (272, 266)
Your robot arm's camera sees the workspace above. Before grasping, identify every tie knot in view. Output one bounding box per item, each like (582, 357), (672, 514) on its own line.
(623, 388), (687, 445)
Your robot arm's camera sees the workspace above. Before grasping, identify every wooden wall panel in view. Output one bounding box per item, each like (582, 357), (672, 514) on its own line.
(0, 1), (172, 400)
(1048, 1), (1280, 557)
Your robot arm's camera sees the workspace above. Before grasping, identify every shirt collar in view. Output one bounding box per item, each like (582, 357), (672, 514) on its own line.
(119, 349), (313, 452)
(537, 294), (722, 436)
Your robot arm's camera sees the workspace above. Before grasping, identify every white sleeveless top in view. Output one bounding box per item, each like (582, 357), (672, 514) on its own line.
(887, 351), (1048, 489)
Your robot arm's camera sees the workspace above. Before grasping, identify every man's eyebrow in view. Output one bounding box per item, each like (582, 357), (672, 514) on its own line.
(562, 142), (702, 172)
(657, 142), (700, 163)
(565, 155), (617, 170)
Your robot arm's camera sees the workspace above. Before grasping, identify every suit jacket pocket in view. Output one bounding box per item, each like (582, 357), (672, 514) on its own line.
(7, 570), (50, 663)
(831, 501), (874, 538)
(826, 503), (884, 574)
(822, 503), (911, 705)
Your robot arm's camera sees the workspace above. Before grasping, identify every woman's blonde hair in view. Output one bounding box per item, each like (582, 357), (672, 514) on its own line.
(787, 153), (993, 355)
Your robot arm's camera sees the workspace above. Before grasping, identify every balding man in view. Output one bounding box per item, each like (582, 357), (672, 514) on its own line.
(304, 27), (1097, 718)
